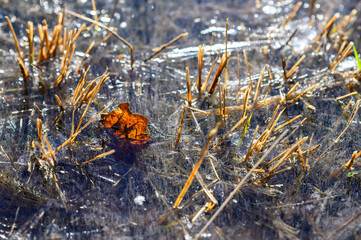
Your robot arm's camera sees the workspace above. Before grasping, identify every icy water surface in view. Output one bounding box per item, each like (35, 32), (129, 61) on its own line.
(1, 0), (361, 239)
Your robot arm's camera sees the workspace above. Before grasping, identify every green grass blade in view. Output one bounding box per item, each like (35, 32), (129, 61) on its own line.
(237, 113), (252, 148)
(352, 45), (361, 70)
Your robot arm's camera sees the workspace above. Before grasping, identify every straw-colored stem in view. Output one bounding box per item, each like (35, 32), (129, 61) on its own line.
(17, 58), (29, 82)
(175, 106), (186, 148)
(286, 55), (305, 78)
(252, 67), (266, 107)
(330, 41), (354, 71)
(290, 84), (318, 103)
(243, 49), (253, 89)
(75, 41), (94, 75)
(208, 52), (231, 95)
(37, 118), (42, 142)
(78, 150), (115, 165)
(201, 52), (220, 93)
(174, 122), (221, 208)
(5, 16), (23, 60)
(314, 13), (340, 43)
(75, 74), (109, 133)
(281, 2), (302, 26)
(44, 135), (57, 166)
(26, 21), (34, 63)
(281, 82), (299, 103)
(197, 45), (205, 92)
(186, 67), (192, 107)
(144, 33), (188, 61)
(336, 92), (359, 101)
(274, 115), (302, 132)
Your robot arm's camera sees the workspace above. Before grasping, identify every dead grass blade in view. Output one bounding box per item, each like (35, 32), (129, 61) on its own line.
(208, 52), (231, 95)
(5, 16), (23, 59)
(78, 150), (115, 165)
(144, 32), (188, 61)
(195, 130), (289, 240)
(201, 52), (220, 93)
(173, 122), (221, 208)
(197, 45), (205, 92)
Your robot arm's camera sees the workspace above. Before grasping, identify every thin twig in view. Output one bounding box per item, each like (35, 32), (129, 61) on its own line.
(144, 33), (188, 61)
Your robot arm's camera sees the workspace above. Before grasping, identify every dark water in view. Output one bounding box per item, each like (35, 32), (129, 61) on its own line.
(1, 0), (361, 239)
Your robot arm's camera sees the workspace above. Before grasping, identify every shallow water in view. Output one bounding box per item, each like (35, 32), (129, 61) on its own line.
(1, 0), (361, 239)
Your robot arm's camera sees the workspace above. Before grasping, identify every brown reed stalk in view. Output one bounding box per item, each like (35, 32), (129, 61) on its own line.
(144, 32), (188, 61)
(26, 21), (34, 63)
(17, 57), (29, 82)
(201, 52), (220, 93)
(330, 41), (354, 71)
(37, 24), (45, 62)
(286, 55), (305, 78)
(252, 67), (266, 107)
(5, 16), (23, 60)
(305, 133), (314, 169)
(71, 66), (91, 104)
(243, 49), (253, 89)
(175, 106), (186, 148)
(54, 94), (64, 111)
(78, 149), (115, 165)
(91, 0), (99, 23)
(37, 118), (42, 142)
(274, 115), (303, 131)
(237, 51), (241, 89)
(314, 13), (340, 43)
(336, 92), (358, 101)
(280, 82), (299, 103)
(262, 137), (308, 181)
(290, 84), (318, 103)
(281, 2), (302, 26)
(173, 122), (221, 208)
(334, 99), (360, 143)
(208, 52), (231, 95)
(197, 45), (205, 92)
(73, 24), (86, 42)
(186, 67), (192, 107)
(76, 80), (95, 108)
(42, 20), (50, 51)
(241, 88), (250, 120)
(43, 135), (57, 166)
(344, 151), (358, 169)
(338, 9), (357, 34)
(75, 41), (95, 75)
(49, 102), (112, 156)
(75, 73), (109, 133)
(55, 31), (76, 86)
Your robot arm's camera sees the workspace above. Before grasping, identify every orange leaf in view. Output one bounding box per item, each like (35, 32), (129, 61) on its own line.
(100, 102), (151, 142)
